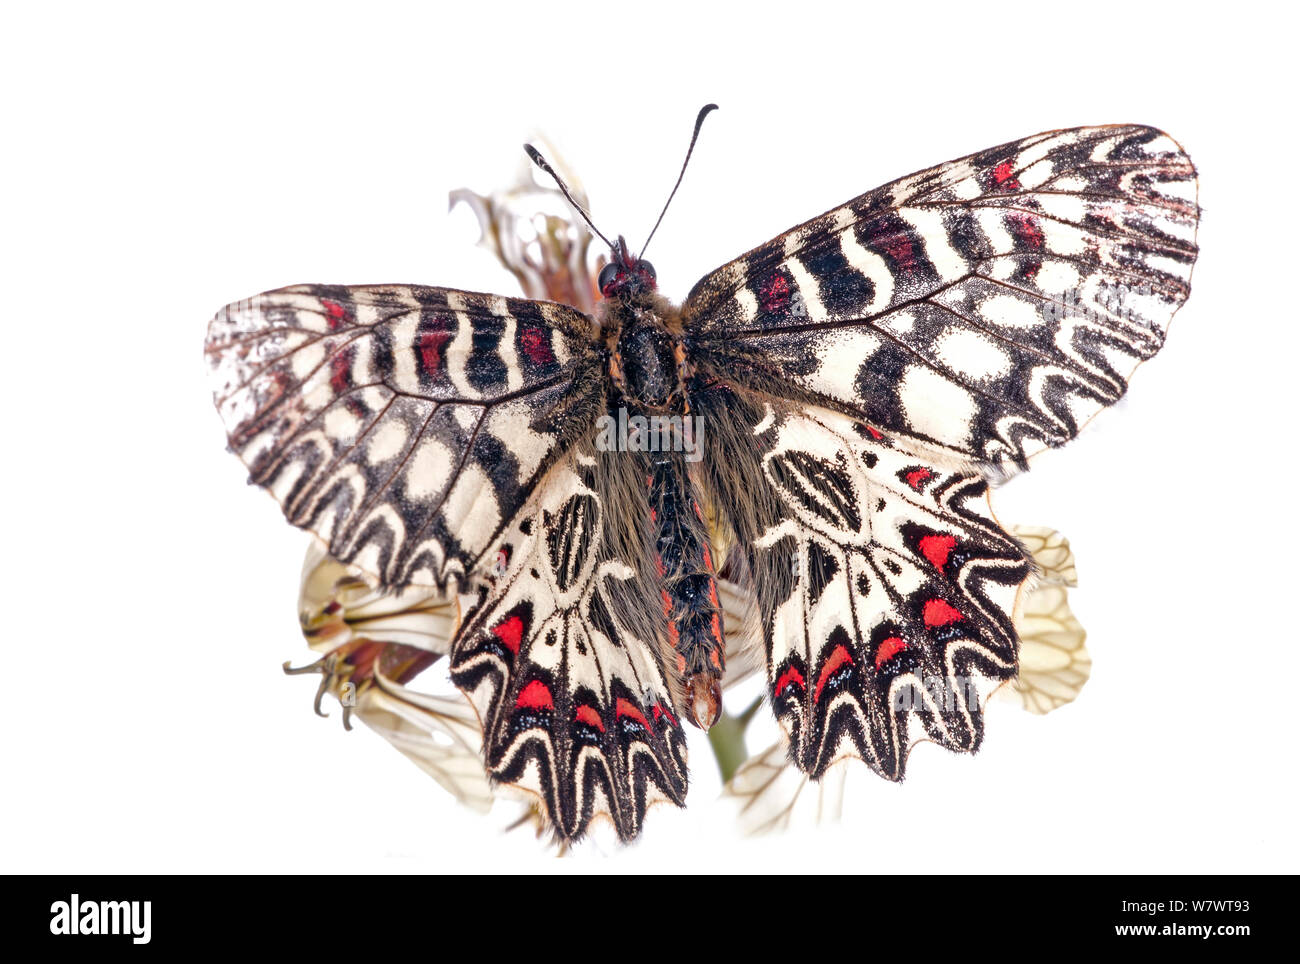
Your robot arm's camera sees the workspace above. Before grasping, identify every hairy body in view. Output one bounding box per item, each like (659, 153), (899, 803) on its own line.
(597, 244), (725, 728)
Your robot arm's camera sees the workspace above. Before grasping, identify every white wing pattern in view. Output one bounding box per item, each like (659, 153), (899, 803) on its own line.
(684, 125), (1198, 471)
(206, 284), (602, 589)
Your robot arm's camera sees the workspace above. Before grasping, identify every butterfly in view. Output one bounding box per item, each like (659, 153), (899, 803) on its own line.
(206, 109), (1199, 842)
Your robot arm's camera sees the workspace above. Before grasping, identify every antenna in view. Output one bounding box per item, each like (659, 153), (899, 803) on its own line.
(523, 144), (615, 251)
(640, 103), (718, 259)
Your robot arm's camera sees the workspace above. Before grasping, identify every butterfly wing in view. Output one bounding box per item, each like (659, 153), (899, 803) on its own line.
(683, 125), (1199, 471)
(448, 452), (689, 841)
(695, 386), (1032, 779)
(206, 284), (602, 589)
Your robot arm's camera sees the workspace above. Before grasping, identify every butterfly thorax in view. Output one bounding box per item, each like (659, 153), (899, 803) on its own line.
(601, 293), (689, 413)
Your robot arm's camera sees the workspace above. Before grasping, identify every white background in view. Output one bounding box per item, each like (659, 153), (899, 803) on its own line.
(3, 0), (1296, 873)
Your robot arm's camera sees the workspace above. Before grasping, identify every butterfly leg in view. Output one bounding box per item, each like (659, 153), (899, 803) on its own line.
(673, 341), (692, 414)
(609, 348), (625, 392)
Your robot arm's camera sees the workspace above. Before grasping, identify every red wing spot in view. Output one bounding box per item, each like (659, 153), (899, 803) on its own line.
(615, 698), (651, 732)
(923, 598), (964, 628)
(992, 161), (1021, 190)
(1008, 213), (1045, 250)
(675, 652), (686, 674)
(321, 298), (347, 329)
(660, 589), (674, 621)
(519, 326), (555, 366)
(884, 234), (915, 270)
(905, 468), (933, 490)
(775, 665), (806, 697)
(491, 615), (524, 655)
(759, 274), (791, 313)
(865, 425), (884, 440)
(269, 368), (293, 400)
(418, 329), (454, 376)
(652, 703), (679, 728)
(814, 645), (855, 703)
(515, 679), (553, 711)
(875, 636), (908, 670)
(575, 704), (605, 732)
(329, 349), (352, 395)
(919, 534), (957, 568)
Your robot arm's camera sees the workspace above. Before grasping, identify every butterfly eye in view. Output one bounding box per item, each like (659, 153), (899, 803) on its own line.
(598, 262), (620, 293)
(640, 261), (656, 281)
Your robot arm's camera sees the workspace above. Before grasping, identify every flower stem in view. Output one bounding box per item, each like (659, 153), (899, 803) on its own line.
(707, 695), (764, 783)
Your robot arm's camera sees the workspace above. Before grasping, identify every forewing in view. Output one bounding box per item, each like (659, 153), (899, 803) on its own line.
(695, 387), (1033, 779)
(448, 453), (688, 842)
(683, 125), (1199, 471)
(206, 284), (600, 589)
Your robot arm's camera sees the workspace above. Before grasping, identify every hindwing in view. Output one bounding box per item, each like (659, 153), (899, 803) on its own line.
(448, 452), (688, 841)
(696, 386), (1033, 778)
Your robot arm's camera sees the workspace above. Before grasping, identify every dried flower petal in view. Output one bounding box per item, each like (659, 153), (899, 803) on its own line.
(724, 741), (847, 836)
(1004, 526), (1090, 714)
(287, 543), (497, 807)
(1014, 525), (1079, 587)
(354, 670), (493, 812)
(450, 137), (604, 314)
(298, 541), (457, 658)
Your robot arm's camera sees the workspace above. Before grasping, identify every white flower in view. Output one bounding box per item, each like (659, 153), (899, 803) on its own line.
(450, 137), (604, 314)
(288, 542), (491, 813)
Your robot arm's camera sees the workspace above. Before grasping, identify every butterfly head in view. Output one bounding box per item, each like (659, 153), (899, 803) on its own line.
(598, 236), (657, 300)
(525, 105), (717, 308)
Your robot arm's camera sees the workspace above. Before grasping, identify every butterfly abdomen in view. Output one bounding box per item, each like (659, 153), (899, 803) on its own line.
(645, 446), (725, 729)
